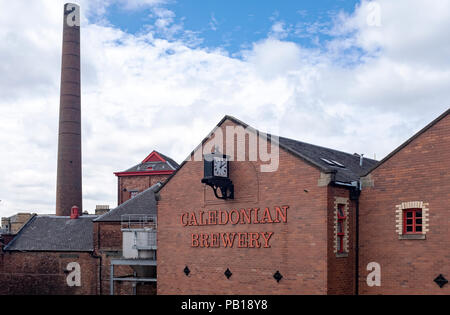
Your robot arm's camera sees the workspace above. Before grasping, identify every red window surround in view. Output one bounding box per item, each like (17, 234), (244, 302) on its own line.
(403, 209), (423, 234)
(337, 204), (346, 253)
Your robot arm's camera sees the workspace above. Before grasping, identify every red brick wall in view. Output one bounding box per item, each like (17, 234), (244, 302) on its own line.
(359, 114), (450, 294)
(157, 119), (331, 295)
(327, 185), (356, 295)
(0, 252), (98, 295)
(118, 174), (170, 205)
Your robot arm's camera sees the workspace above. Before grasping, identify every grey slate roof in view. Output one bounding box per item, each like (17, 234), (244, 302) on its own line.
(94, 183), (160, 222)
(122, 151), (179, 173)
(4, 215), (97, 252)
(156, 115), (379, 192)
(278, 136), (378, 183)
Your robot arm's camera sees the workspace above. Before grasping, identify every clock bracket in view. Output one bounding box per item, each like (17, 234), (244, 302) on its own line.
(201, 177), (234, 200)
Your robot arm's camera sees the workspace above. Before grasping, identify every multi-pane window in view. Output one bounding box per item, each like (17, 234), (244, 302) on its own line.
(403, 209), (422, 234)
(337, 204), (346, 253)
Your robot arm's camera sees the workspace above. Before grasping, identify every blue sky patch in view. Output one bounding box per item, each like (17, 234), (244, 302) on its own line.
(104, 0), (361, 54)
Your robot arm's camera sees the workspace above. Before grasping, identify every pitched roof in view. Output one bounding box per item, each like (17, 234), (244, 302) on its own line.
(4, 215), (97, 252)
(94, 183), (160, 222)
(278, 136), (377, 183)
(364, 108), (450, 176)
(156, 115), (378, 192)
(116, 150), (179, 175)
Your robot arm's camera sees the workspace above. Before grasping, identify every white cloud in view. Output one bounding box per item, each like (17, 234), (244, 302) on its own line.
(269, 21), (289, 39)
(0, 0), (449, 217)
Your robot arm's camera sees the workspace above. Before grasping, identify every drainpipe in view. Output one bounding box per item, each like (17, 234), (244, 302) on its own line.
(91, 252), (102, 295)
(350, 181), (361, 295)
(89, 222), (103, 295)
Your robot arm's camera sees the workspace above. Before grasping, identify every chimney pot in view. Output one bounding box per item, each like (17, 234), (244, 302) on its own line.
(70, 205), (80, 219)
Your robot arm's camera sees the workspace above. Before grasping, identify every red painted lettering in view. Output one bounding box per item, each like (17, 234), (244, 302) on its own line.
(260, 232), (274, 248)
(229, 209), (240, 225)
(211, 233), (220, 247)
(200, 233), (209, 248)
(208, 211), (218, 225)
(218, 210), (229, 225)
(274, 206), (288, 223)
(188, 212), (198, 226)
(221, 233), (237, 248)
(260, 207), (274, 224)
(253, 208), (261, 224)
(191, 234), (199, 247)
(240, 209), (252, 224)
(237, 233), (248, 248)
(181, 213), (189, 226)
(248, 232), (261, 248)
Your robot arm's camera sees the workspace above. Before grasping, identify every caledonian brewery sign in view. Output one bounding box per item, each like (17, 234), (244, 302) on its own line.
(181, 205), (289, 248)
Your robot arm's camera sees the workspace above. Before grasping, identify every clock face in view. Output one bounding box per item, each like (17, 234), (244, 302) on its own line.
(213, 157), (228, 177)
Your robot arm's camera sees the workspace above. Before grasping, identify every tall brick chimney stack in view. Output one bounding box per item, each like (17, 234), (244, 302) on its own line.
(56, 3), (82, 216)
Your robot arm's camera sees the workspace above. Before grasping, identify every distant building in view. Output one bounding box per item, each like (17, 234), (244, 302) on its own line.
(95, 205), (110, 216)
(1, 213), (34, 235)
(114, 151), (179, 205)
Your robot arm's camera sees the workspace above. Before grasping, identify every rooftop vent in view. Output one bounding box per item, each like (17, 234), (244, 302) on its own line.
(321, 158), (345, 168)
(331, 160), (345, 168)
(320, 158), (335, 166)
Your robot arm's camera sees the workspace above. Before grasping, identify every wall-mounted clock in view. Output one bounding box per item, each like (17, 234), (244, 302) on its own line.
(201, 152), (234, 200)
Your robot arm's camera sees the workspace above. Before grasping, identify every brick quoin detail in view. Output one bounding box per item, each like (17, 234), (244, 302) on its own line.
(333, 197), (349, 254)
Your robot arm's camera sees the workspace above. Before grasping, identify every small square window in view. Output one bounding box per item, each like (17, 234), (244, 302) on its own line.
(403, 209), (422, 235)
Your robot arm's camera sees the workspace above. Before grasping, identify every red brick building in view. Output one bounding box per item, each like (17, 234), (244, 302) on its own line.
(157, 116), (377, 295)
(359, 108), (450, 294)
(115, 151), (178, 205)
(1, 109), (448, 295)
(0, 150), (178, 295)
(0, 213), (99, 295)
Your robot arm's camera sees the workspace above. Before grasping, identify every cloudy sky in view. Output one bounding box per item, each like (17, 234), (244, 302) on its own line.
(0, 0), (448, 217)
